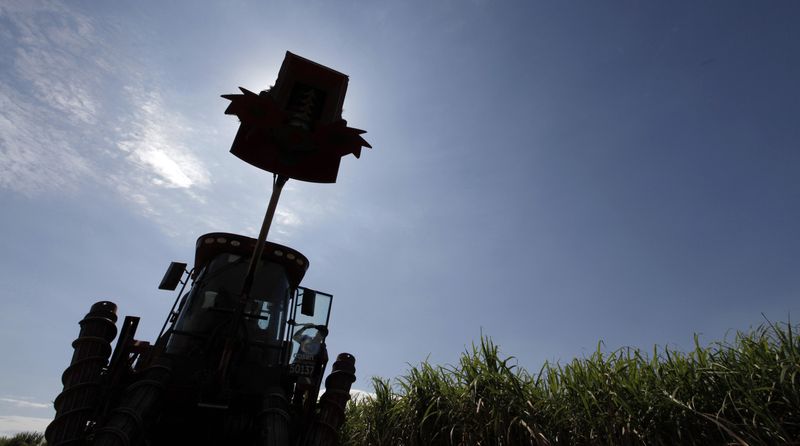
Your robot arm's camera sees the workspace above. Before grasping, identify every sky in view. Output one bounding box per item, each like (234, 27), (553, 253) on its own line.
(1, 0), (799, 436)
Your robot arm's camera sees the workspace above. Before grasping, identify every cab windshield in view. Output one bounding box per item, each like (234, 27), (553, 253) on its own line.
(167, 253), (290, 356)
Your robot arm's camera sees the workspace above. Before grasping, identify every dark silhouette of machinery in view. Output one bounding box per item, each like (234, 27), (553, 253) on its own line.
(46, 52), (370, 446)
(45, 233), (356, 446)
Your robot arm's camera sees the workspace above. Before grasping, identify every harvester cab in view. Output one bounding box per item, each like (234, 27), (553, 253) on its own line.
(159, 233), (333, 403)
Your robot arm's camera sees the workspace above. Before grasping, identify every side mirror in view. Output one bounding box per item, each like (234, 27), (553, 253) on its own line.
(158, 262), (187, 290)
(300, 289), (316, 316)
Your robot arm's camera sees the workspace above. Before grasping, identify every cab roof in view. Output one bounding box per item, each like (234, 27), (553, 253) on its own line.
(194, 232), (309, 288)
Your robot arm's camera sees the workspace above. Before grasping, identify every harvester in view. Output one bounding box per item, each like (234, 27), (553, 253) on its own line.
(46, 52), (372, 446)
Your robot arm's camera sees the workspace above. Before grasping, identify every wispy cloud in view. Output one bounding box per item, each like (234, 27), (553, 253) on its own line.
(109, 86), (212, 227)
(348, 388), (377, 402)
(0, 396), (52, 435)
(274, 208), (302, 235)
(0, 79), (94, 195)
(0, 1), (338, 240)
(0, 1), (211, 233)
(0, 415), (50, 437)
(0, 2), (102, 195)
(117, 88), (209, 190)
(0, 397), (50, 410)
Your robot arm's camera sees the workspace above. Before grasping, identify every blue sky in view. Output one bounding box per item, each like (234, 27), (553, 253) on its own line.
(1, 0), (799, 435)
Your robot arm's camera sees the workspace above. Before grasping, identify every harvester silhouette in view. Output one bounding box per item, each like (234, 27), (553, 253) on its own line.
(46, 52), (371, 446)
